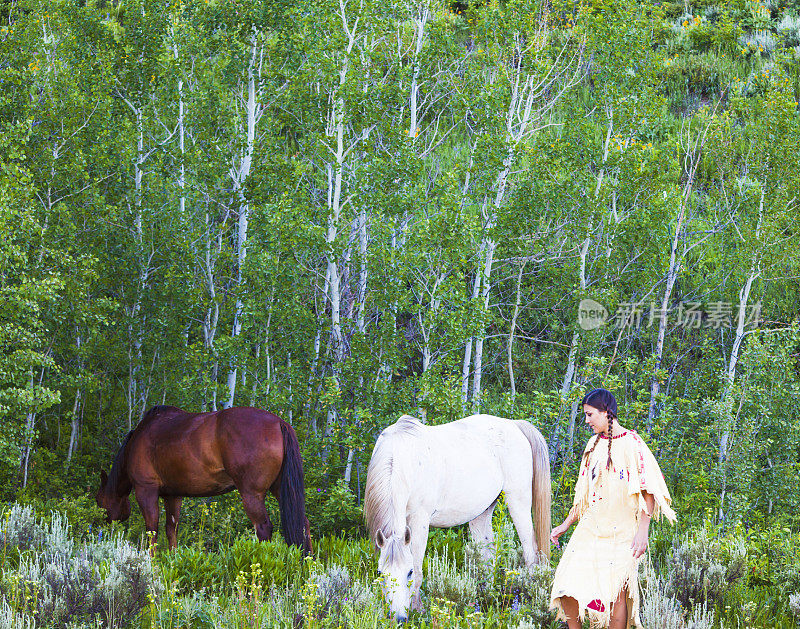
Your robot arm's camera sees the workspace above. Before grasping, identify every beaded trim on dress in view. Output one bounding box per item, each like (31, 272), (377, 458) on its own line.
(599, 430), (629, 440)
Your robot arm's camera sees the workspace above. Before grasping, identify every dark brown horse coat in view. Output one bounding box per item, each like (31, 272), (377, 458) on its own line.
(96, 406), (311, 552)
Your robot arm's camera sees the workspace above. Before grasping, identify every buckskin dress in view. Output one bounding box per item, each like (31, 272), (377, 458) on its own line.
(549, 431), (676, 628)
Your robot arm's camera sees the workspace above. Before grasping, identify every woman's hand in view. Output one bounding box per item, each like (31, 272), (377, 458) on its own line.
(550, 521), (571, 548)
(632, 492), (655, 559)
(631, 520), (650, 559)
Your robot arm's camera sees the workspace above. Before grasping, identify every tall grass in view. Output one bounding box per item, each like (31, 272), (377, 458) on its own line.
(1, 504), (798, 628)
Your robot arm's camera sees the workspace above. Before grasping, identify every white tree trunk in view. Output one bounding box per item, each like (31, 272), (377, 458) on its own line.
(717, 266), (757, 519)
(287, 353), (294, 423)
(66, 333), (83, 464)
(125, 104), (149, 430)
(471, 140), (514, 406)
(471, 222), (497, 407)
(21, 367), (46, 488)
(356, 206), (368, 332)
(67, 388), (82, 464)
(225, 29), (261, 408)
(647, 202), (685, 429)
(321, 1), (363, 460)
(507, 262), (525, 399)
(565, 231), (592, 448)
(551, 113), (612, 457)
(461, 265), (482, 405)
(171, 26), (186, 216)
(201, 206), (222, 411)
(408, 4), (429, 138)
(343, 447), (355, 485)
(22, 408), (35, 489)
(223, 31), (261, 407)
(718, 188), (763, 519)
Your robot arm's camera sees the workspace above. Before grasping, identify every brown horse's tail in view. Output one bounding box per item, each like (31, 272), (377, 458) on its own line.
(279, 420), (310, 553)
(514, 420), (552, 562)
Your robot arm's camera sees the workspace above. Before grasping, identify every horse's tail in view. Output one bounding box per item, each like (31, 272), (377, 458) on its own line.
(278, 420), (311, 554)
(514, 420), (552, 562)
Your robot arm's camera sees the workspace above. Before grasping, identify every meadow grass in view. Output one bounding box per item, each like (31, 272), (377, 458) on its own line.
(1, 503), (798, 628)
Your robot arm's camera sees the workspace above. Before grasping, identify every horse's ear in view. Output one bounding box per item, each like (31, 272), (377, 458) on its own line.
(404, 526), (411, 545)
(100, 470), (108, 486)
(376, 529), (385, 548)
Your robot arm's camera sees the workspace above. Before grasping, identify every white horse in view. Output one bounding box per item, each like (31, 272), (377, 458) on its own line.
(364, 414), (551, 622)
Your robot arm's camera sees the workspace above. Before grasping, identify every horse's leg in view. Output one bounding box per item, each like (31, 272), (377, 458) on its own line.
(408, 516), (430, 612)
(240, 490), (274, 541)
(134, 485), (160, 554)
(468, 501), (497, 561)
(504, 488), (537, 568)
(164, 496), (182, 550)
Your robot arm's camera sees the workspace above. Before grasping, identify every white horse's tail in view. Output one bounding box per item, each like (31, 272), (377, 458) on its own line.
(514, 420), (552, 562)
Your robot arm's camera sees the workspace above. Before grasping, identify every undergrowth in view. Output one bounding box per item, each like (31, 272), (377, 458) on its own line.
(1, 504), (798, 628)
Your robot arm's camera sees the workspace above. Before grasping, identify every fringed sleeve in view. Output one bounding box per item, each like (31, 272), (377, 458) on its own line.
(626, 432), (677, 523)
(568, 439), (595, 520)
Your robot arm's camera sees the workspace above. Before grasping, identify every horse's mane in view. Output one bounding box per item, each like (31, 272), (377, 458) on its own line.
(364, 415), (425, 543)
(141, 405), (183, 424)
(106, 430), (134, 493)
(106, 406), (183, 492)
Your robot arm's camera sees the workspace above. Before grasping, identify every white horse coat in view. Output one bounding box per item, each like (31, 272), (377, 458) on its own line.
(364, 414), (551, 622)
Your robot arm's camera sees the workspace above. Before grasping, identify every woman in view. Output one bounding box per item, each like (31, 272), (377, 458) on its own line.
(549, 388), (676, 628)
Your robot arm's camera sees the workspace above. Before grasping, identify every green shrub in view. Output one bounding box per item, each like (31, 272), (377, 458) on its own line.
(739, 31), (778, 58)
(641, 577), (686, 629)
(777, 14), (800, 47)
(0, 504), (47, 554)
(666, 528), (746, 609)
(223, 534), (305, 589)
(789, 592), (800, 623)
(174, 494), (255, 552)
(426, 551), (478, 615)
(157, 546), (224, 594)
(314, 478), (364, 537)
(689, 22), (716, 51)
(710, 11), (744, 53)
(745, 526), (800, 593)
(641, 559), (717, 629)
(0, 505), (160, 629)
(705, 5), (723, 22)
(0, 599), (36, 629)
(425, 527), (466, 568)
(153, 591), (217, 629)
(662, 52), (734, 108)
(314, 564), (381, 620)
(314, 534), (376, 580)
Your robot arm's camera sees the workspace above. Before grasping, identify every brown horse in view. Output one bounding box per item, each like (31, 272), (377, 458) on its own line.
(96, 405), (312, 553)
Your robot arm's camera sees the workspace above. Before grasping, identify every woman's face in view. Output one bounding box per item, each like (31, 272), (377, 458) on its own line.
(583, 403), (609, 435)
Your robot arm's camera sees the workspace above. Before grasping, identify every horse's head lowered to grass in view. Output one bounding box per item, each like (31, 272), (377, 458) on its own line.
(95, 470), (131, 523)
(375, 526), (414, 623)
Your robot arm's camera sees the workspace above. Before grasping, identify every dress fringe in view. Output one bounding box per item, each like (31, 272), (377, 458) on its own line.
(551, 551), (641, 628)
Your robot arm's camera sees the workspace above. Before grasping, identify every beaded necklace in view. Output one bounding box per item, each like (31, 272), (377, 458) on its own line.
(598, 430), (629, 440)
